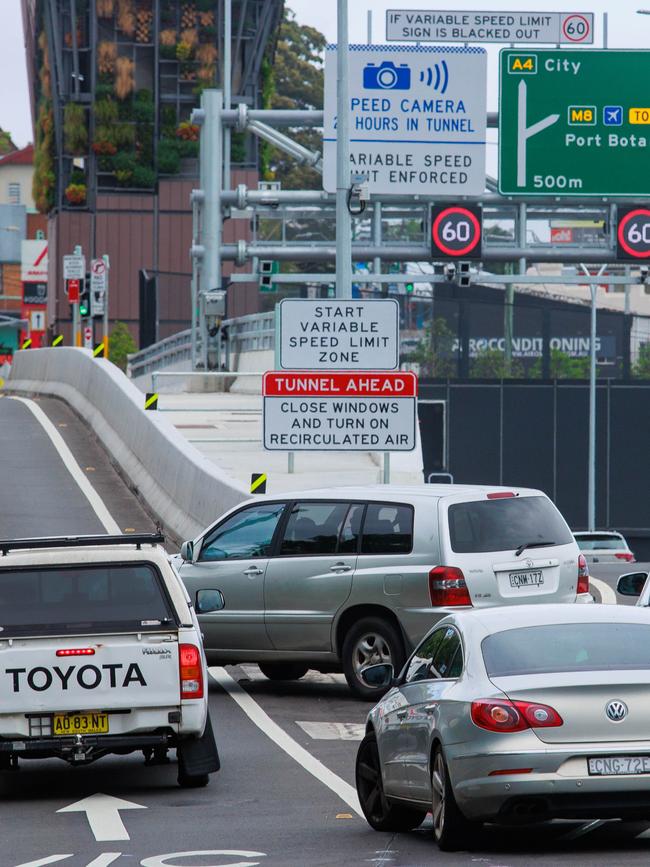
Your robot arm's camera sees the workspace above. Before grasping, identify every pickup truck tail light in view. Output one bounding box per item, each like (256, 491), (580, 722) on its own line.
(179, 644), (203, 700)
(429, 566), (472, 606)
(577, 554), (590, 594)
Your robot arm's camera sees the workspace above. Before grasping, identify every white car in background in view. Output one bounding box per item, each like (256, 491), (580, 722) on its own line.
(573, 531), (635, 566)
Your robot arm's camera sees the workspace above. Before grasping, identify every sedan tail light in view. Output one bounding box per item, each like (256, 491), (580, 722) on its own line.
(615, 552), (635, 562)
(179, 644), (204, 700)
(471, 699), (563, 733)
(577, 553), (590, 594)
(429, 566), (472, 607)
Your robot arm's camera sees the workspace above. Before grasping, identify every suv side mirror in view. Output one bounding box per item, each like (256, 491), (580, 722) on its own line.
(617, 572), (649, 597)
(196, 589), (225, 614)
(180, 540), (195, 562)
(360, 663), (394, 689)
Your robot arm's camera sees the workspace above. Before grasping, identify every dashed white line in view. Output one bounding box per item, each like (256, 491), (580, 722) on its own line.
(9, 396), (121, 534)
(210, 666), (363, 817)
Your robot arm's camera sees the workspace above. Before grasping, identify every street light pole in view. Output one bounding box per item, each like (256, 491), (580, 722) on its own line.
(335, 0), (352, 299)
(586, 264), (606, 532)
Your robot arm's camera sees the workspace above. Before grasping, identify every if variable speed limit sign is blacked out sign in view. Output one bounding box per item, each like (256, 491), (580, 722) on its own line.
(263, 371), (418, 451)
(617, 207), (650, 260)
(431, 204), (482, 259)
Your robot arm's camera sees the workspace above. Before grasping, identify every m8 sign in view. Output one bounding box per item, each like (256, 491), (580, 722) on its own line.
(263, 371), (418, 451)
(431, 204), (482, 259)
(617, 206), (650, 260)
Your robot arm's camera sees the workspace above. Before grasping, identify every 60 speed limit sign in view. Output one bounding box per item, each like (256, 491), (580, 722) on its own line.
(431, 205), (482, 260)
(616, 207), (650, 260)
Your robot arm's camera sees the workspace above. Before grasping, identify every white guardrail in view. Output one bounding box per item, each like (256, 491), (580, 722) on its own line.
(7, 348), (248, 542)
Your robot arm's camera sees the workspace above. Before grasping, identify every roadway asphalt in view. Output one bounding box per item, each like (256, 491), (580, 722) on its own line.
(2, 393), (650, 866)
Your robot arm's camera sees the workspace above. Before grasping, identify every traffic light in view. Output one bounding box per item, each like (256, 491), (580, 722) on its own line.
(405, 281), (414, 294)
(79, 282), (90, 317)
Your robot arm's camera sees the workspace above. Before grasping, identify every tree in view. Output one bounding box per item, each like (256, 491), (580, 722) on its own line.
(263, 8), (325, 190)
(530, 349), (590, 379)
(470, 349), (524, 378)
(109, 321), (137, 372)
(411, 317), (457, 377)
(633, 342), (650, 378)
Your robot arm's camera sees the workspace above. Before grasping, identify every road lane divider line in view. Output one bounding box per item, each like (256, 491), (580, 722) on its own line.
(590, 576), (617, 605)
(9, 396), (121, 534)
(209, 666), (363, 817)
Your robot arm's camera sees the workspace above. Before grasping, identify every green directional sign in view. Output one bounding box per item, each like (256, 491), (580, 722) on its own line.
(499, 50), (650, 196)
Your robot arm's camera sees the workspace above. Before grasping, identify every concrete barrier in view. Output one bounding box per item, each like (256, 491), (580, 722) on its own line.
(7, 348), (248, 543)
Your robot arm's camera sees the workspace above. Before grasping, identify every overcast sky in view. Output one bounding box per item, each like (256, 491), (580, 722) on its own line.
(2, 1), (650, 147)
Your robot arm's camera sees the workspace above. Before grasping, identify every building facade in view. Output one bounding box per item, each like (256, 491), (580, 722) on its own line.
(21, 0), (282, 345)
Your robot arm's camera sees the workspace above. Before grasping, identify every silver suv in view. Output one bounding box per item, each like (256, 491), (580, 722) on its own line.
(174, 484), (589, 698)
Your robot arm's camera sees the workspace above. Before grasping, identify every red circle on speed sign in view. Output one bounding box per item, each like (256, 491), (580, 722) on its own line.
(432, 206), (481, 258)
(617, 208), (650, 259)
(562, 14), (591, 43)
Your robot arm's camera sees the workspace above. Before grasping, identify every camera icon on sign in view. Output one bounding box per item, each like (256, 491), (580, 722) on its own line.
(363, 61), (411, 90)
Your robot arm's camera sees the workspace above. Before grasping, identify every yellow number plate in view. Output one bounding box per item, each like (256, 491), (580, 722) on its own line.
(53, 712), (109, 735)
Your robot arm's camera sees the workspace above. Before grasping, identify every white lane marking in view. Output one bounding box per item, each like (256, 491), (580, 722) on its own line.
(141, 852), (266, 867)
(86, 857), (122, 867)
(240, 664), (346, 686)
(296, 721), (364, 741)
(210, 666), (363, 817)
(558, 818), (608, 840)
(57, 793), (146, 842)
(590, 577), (617, 605)
(14, 858), (73, 867)
(10, 397), (121, 534)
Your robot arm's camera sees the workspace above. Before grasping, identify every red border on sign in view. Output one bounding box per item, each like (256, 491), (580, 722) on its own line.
(617, 208), (650, 259)
(263, 370), (418, 398)
(562, 14), (590, 43)
(432, 207), (481, 257)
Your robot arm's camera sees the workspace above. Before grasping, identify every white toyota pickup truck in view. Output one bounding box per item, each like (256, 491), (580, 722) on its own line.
(0, 534), (220, 787)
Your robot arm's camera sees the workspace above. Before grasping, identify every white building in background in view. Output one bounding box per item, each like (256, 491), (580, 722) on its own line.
(0, 145), (35, 211)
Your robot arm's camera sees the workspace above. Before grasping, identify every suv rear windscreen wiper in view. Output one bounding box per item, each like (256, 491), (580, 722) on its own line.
(515, 540), (556, 557)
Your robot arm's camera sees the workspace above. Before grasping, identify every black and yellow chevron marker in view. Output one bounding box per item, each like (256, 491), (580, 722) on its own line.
(93, 342), (105, 358)
(144, 392), (159, 411)
(52, 334), (63, 347)
(250, 472), (267, 494)
(21, 337), (32, 350)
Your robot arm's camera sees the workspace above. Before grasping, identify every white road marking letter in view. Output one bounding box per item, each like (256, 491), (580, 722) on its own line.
(140, 852), (266, 867)
(14, 858), (73, 867)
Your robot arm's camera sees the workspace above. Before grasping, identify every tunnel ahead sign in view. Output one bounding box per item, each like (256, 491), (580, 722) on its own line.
(279, 298), (399, 370)
(263, 371), (418, 451)
(323, 44), (487, 195)
(499, 50), (650, 196)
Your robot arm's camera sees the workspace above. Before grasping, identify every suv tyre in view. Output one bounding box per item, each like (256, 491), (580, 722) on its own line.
(342, 617), (405, 700)
(258, 663), (309, 681)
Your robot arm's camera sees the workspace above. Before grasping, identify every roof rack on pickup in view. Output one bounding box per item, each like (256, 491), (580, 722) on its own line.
(0, 533), (165, 556)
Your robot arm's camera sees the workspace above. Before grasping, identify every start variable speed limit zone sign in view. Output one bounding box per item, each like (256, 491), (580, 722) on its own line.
(263, 371), (417, 451)
(431, 204), (482, 259)
(617, 207), (650, 260)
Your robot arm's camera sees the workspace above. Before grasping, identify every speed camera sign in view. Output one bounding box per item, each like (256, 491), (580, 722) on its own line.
(431, 204), (482, 260)
(617, 207), (650, 260)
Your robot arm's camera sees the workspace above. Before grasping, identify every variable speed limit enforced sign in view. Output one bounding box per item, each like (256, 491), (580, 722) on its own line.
(617, 207), (650, 260)
(431, 204), (482, 259)
(263, 371), (418, 451)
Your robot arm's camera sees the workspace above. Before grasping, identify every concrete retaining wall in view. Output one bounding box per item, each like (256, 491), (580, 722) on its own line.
(7, 348), (247, 542)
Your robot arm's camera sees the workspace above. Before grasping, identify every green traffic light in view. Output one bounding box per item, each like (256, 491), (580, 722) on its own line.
(405, 282), (414, 293)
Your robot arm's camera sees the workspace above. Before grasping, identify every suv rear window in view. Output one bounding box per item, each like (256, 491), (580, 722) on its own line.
(574, 534), (624, 550)
(448, 495), (572, 554)
(0, 564), (176, 636)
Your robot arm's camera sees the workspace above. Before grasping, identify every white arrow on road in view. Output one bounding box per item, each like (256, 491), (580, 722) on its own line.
(57, 793), (146, 841)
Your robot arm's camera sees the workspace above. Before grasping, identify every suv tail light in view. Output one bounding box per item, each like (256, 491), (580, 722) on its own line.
(577, 553), (590, 594)
(615, 552), (635, 562)
(471, 699), (563, 733)
(179, 644), (203, 700)
(429, 566), (472, 607)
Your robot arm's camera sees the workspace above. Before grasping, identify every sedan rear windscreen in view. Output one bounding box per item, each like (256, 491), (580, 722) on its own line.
(483, 623), (650, 677)
(448, 496), (573, 554)
(0, 564), (176, 636)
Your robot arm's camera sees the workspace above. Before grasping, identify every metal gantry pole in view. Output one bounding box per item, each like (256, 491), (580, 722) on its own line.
(200, 90), (223, 370)
(336, 0), (352, 299)
(223, 0), (232, 191)
(588, 282), (597, 532)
